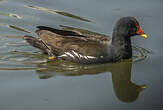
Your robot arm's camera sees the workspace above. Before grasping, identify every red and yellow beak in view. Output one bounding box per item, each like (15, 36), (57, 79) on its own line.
(136, 24), (148, 38)
(138, 85), (147, 92)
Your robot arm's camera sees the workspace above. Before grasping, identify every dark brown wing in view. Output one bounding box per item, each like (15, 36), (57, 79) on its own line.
(37, 26), (111, 45)
(36, 29), (109, 57)
(23, 26), (112, 63)
(36, 26), (83, 37)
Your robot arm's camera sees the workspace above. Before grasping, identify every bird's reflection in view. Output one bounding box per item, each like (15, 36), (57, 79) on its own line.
(35, 59), (146, 103)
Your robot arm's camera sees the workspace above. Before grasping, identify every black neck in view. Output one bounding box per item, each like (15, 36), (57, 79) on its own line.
(111, 30), (132, 59)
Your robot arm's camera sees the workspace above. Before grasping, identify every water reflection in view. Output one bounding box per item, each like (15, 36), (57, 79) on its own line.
(8, 25), (31, 33)
(0, 12), (21, 19)
(0, 24), (31, 33)
(36, 59), (146, 103)
(0, 0), (4, 3)
(25, 5), (91, 22)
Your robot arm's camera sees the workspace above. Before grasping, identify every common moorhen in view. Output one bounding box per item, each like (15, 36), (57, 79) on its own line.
(24, 16), (147, 64)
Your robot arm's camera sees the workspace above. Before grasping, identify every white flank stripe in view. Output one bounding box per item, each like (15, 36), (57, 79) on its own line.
(58, 51), (97, 60)
(87, 56), (96, 59)
(58, 54), (67, 57)
(78, 53), (83, 58)
(65, 52), (74, 58)
(72, 50), (79, 57)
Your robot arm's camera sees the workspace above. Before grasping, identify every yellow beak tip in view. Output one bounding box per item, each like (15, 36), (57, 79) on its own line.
(141, 85), (147, 89)
(140, 34), (148, 38)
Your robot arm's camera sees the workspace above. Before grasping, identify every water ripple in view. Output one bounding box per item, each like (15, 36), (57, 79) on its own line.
(0, 12), (22, 19)
(25, 5), (91, 22)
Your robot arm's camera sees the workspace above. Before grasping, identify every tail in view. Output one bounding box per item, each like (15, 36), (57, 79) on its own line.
(23, 35), (48, 53)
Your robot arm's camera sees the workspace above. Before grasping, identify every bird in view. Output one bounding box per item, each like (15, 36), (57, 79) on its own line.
(23, 16), (147, 64)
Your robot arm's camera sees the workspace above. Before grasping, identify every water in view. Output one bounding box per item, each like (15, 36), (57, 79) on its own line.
(0, 0), (162, 110)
